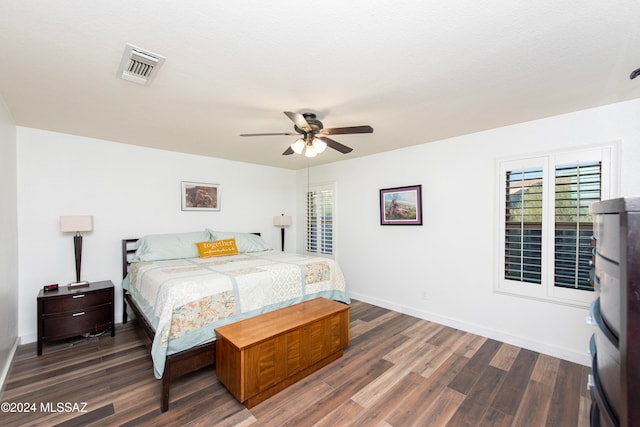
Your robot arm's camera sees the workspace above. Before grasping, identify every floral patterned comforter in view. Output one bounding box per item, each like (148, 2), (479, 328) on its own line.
(122, 250), (349, 378)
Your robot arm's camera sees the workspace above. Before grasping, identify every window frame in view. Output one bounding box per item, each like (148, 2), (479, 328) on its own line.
(496, 143), (616, 307)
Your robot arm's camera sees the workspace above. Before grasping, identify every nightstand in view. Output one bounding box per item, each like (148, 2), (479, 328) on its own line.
(37, 280), (115, 355)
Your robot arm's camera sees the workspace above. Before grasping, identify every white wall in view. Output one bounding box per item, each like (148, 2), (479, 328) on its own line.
(12, 99), (640, 364)
(16, 128), (297, 342)
(0, 96), (19, 389)
(299, 99), (640, 365)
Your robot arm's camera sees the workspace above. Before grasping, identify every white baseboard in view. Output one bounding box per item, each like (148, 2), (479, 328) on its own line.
(0, 336), (20, 394)
(19, 333), (36, 345)
(349, 291), (591, 367)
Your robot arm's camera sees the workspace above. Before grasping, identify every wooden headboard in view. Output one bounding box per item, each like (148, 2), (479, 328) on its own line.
(122, 238), (139, 279)
(121, 233), (262, 279)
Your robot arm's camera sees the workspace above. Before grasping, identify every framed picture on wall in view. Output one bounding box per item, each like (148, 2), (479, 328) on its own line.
(379, 185), (422, 225)
(181, 181), (220, 211)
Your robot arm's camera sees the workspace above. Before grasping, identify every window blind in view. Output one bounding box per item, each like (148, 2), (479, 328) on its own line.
(504, 167), (543, 284)
(554, 161), (601, 290)
(306, 185), (333, 255)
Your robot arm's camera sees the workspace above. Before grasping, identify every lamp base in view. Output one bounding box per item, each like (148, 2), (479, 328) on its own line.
(68, 281), (90, 289)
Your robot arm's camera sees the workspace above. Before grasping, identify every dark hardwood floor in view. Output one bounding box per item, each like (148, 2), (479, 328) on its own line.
(1, 300), (591, 426)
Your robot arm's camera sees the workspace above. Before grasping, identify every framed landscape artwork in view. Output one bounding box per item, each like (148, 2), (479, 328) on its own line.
(181, 181), (220, 211)
(379, 185), (422, 225)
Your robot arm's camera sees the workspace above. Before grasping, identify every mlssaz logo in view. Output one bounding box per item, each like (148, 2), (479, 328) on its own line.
(40, 402), (88, 413)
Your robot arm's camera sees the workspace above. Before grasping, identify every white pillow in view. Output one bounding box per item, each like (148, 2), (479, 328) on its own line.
(207, 230), (271, 253)
(134, 231), (211, 261)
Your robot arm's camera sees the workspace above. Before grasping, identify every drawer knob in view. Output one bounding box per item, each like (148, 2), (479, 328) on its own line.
(72, 294), (85, 299)
(72, 312), (85, 317)
(587, 374), (594, 391)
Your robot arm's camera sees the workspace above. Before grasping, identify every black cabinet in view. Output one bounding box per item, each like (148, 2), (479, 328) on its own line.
(588, 197), (640, 427)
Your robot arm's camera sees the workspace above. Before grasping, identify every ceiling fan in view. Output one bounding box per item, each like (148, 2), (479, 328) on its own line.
(240, 112), (373, 157)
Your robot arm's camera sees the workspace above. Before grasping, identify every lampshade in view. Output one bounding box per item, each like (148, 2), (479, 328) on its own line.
(291, 139), (305, 154)
(313, 138), (327, 153)
(273, 215), (292, 227)
(60, 216), (93, 233)
(304, 145), (317, 157)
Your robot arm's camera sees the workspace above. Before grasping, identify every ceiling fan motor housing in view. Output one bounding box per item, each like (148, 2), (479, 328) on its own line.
(294, 113), (324, 135)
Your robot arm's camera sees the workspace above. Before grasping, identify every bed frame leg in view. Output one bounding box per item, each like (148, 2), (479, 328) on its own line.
(122, 290), (128, 324)
(161, 373), (170, 412)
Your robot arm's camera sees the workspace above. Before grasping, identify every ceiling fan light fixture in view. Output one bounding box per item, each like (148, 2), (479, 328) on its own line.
(313, 138), (327, 153)
(291, 139), (305, 154)
(304, 145), (317, 157)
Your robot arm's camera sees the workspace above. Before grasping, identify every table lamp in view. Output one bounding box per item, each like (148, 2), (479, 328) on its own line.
(273, 214), (292, 251)
(60, 215), (93, 287)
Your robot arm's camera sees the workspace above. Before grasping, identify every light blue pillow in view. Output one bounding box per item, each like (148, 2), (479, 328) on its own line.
(134, 230), (210, 261)
(207, 230), (271, 253)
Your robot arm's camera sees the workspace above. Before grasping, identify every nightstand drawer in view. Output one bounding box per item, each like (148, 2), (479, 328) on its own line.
(41, 305), (112, 340)
(40, 289), (112, 315)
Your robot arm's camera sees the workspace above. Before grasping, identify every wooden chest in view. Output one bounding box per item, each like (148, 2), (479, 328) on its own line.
(215, 298), (349, 408)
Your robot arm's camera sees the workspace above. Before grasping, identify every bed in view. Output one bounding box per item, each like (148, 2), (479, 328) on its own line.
(121, 230), (349, 412)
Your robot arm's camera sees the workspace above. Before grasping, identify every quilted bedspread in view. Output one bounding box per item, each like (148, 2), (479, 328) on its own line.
(122, 250), (349, 378)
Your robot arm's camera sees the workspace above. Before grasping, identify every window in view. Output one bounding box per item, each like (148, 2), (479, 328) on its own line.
(498, 145), (615, 305)
(306, 182), (335, 256)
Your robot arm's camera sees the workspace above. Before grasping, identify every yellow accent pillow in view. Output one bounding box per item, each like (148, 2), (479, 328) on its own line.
(196, 238), (239, 258)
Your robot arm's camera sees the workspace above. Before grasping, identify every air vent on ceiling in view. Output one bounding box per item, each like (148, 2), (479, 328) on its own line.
(117, 43), (165, 85)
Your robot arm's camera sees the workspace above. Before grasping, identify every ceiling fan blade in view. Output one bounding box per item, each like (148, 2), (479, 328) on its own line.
(319, 125), (373, 135)
(317, 136), (352, 154)
(282, 146), (294, 155)
(284, 111), (312, 132)
(240, 132), (299, 137)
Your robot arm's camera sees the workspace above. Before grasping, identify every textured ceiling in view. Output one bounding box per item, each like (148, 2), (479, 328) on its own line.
(1, 1), (639, 170)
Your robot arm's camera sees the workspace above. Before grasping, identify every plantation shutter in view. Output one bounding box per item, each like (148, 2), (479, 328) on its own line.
(554, 161), (601, 290)
(504, 167), (543, 284)
(306, 183), (334, 255)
